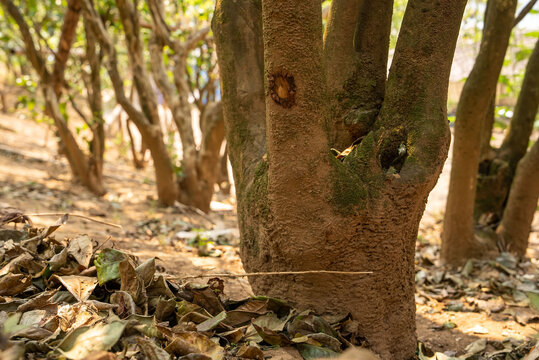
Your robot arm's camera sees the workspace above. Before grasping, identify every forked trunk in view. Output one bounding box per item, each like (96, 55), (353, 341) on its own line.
(214, 0), (466, 358)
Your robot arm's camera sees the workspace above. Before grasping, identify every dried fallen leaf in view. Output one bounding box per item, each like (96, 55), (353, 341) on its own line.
(56, 321), (126, 359)
(67, 235), (93, 268)
(51, 275), (98, 302)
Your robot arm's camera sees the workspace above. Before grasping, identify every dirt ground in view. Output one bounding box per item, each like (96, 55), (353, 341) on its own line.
(0, 112), (537, 358)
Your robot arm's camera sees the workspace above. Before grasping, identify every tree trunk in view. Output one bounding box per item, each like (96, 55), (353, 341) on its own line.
(178, 102), (225, 212)
(81, 0), (179, 205)
(474, 41), (539, 228)
(147, 0), (222, 212)
(442, 0), (518, 265)
(214, 0), (466, 358)
(1, 0), (106, 196)
(52, 0), (81, 96)
(496, 140), (539, 257)
(83, 16), (105, 184)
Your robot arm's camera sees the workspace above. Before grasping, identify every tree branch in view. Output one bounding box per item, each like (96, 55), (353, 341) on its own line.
(513, 0), (537, 27)
(0, 0), (48, 78)
(52, 0), (82, 96)
(378, 0), (468, 180)
(324, 0), (393, 149)
(80, 0), (149, 130)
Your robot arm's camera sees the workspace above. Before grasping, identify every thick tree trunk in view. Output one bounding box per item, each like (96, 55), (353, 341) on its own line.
(214, 0), (466, 358)
(442, 0), (518, 265)
(496, 141), (539, 257)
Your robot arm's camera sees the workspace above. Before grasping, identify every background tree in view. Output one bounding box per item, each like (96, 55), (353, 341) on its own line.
(213, 0), (466, 358)
(0, 0), (107, 196)
(81, 0), (224, 210)
(442, 0), (538, 264)
(147, 0), (224, 212)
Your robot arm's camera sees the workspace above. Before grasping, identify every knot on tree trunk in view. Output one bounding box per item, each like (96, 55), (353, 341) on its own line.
(269, 71), (296, 108)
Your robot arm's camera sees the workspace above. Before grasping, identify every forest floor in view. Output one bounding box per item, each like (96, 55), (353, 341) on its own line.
(0, 111), (538, 359)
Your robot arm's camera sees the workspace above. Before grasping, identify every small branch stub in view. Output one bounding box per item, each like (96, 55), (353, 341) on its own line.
(269, 71), (295, 108)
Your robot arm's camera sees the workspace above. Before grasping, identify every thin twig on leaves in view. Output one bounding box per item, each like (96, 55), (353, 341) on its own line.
(173, 270), (373, 280)
(23, 212), (123, 229)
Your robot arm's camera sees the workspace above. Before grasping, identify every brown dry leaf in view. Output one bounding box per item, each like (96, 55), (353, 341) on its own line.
(17, 289), (58, 313)
(236, 344), (264, 360)
(82, 352), (119, 360)
(56, 321), (126, 359)
(119, 258), (147, 307)
(49, 247), (68, 271)
(137, 337), (171, 360)
(164, 331), (224, 360)
(51, 275), (98, 302)
(67, 235), (93, 268)
(110, 291), (137, 318)
(223, 300), (269, 327)
(57, 303), (101, 332)
(0, 273), (32, 296)
(136, 257), (156, 286)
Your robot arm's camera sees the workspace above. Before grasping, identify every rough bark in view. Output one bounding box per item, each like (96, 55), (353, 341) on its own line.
(496, 140), (539, 257)
(324, 0), (393, 149)
(81, 0), (179, 205)
(442, 0), (518, 265)
(0, 0), (106, 196)
(214, 0), (466, 358)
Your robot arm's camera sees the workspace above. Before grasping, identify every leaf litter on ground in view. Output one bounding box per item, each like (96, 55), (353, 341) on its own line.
(0, 218), (537, 360)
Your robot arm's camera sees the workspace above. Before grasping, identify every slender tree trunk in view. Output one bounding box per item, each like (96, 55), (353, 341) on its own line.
(214, 0), (466, 358)
(81, 0), (179, 205)
(52, 0), (81, 96)
(83, 16), (105, 183)
(474, 39), (539, 227)
(496, 140), (539, 257)
(479, 95), (496, 163)
(474, 39), (539, 224)
(0, 0), (106, 196)
(147, 0), (222, 212)
(442, 0), (518, 265)
(499, 39), (539, 166)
